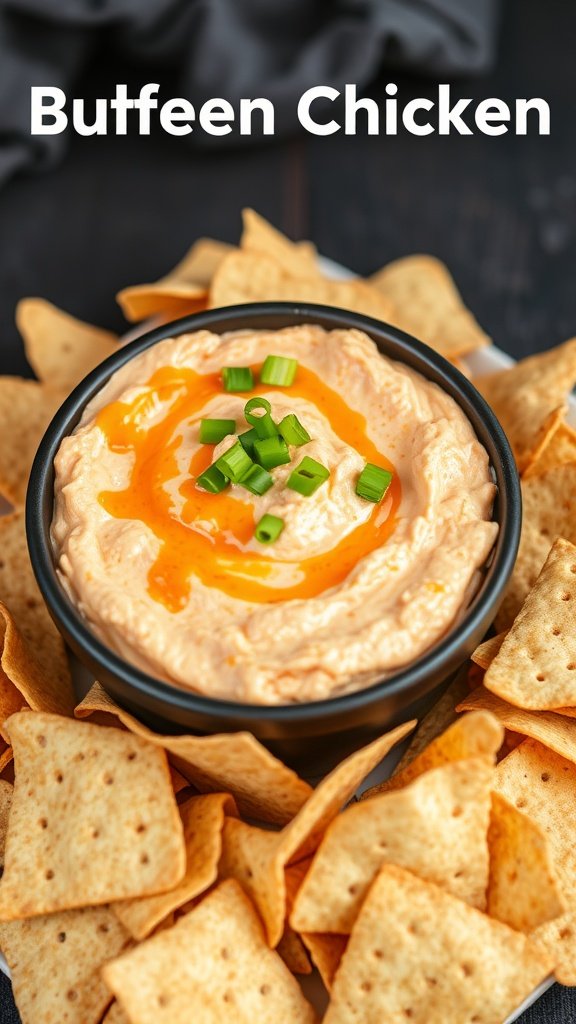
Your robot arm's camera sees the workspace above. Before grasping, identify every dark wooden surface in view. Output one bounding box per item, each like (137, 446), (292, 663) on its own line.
(1, 0), (576, 1020)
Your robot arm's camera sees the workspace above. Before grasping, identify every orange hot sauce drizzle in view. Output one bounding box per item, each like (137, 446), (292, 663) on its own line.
(97, 364), (401, 611)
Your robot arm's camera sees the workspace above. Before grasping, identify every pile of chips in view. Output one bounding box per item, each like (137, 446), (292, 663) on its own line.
(0, 210), (576, 1022)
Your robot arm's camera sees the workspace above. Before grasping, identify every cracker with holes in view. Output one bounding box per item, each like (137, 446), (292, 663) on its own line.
(483, 538), (576, 709)
(103, 880), (319, 1023)
(291, 756), (494, 936)
(324, 865), (553, 1024)
(494, 738), (576, 984)
(0, 712), (185, 919)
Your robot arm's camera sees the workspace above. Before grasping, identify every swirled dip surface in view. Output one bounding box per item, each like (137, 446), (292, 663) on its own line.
(52, 325), (497, 704)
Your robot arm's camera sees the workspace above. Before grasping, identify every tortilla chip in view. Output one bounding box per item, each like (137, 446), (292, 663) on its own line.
(241, 209), (319, 277)
(487, 790), (564, 933)
(523, 419), (576, 479)
(472, 631), (507, 669)
(474, 336), (576, 472)
(324, 864), (553, 1024)
(370, 254), (490, 359)
(301, 933), (348, 991)
(76, 682), (311, 826)
(0, 513), (72, 708)
(210, 249), (396, 323)
(496, 463), (576, 630)
(0, 779), (12, 860)
(484, 539), (576, 709)
(0, 712), (185, 919)
(362, 710), (503, 799)
(0, 378), (63, 507)
(277, 858), (312, 975)
(113, 793), (236, 940)
(116, 239), (229, 322)
(17, 298), (118, 392)
(292, 757), (492, 935)
(457, 687), (576, 767)
(218, 721), (415, 947)
(0, 905), (131, 1024)
(494, 738), (576, 983)
(103, 880), (319, 1024)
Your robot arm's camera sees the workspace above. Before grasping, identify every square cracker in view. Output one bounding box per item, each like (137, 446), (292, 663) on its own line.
(103, 880), (319, 1023)
(291, 757), (493, 935)
(324, 864), (553, 1024)
(0, 712), (185, 919)
(113, 793), (236, 940)
(484, 538), (576, 709)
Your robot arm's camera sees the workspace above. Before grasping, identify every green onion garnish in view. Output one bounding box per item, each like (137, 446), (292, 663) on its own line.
(222, 366), (254, 392)
(215, 441), (253, 482)
(196, 464), (229, 494)
(238, 428), (259, 459)
(286, 456), (330, 497)
(278, 413), (311, 447)
(356, 464), (393, 503)
(244, 397), (278, 440)
(255, 513), (285, 544)
(253, 436), (290, 470)
(260, 355), (298, 387)
(199, 418), (236, 444)
(239, 465), (274, 496)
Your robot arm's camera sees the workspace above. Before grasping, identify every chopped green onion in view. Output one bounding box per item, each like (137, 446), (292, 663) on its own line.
(278, 413), (311, 447)
(286, 456), (330, 497)
(253, 436), (290, 470)
(222, 366), (254, 392)
(239, 464), (274, 496)
(199, 418), (236, 444)
(196, 464), (229, 494)
(356, 464), (393, 503)
(215, 441), (253, 483)
(238, 427), (259, 459)
(255, 513), (285, 544)
(244, 397), (278, 440)
(260, 355), (298, 387)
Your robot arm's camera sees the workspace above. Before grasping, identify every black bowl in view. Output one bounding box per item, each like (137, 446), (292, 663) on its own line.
(26, 303), (521, 771)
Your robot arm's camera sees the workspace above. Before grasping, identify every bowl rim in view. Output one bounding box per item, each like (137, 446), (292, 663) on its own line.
(26, 301), (521, 723)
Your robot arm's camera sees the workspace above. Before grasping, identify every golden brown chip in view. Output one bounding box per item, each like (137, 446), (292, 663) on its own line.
(457, 687), (576, 766)
(116, 238), (229, 322)
(291, 758), (493, 935)
(103, 880), (319, 1024)
(277, 858), (312, 975)
(494, 738), (576, 983)
(370, 254), (490, 359)
(362, 710), (502, 798)
(76, 682), (311, 825)
(0, 905), (131, 1024)
(0, 379), (63, 506)
(0, 712), (185, 919)
(496, 464), (576, 630)
(301, 933), (348, 991)
(484, 539), (576, 709)
(474, 337), (576, 473)
(0, 513), (72, 708)
(0, 779), (12, 863)
(324, 864), (553, 1024)
(17, 298), (118, 392)
(218, 721), (415, 947)
(113, 793), (236, 940)
(241, 209), (319, 277)
(362, 673), (470, 798)
(471, 631), (507, 669)
(210, 249), (396, 322)
(523, 419), (576, 479)
(487, 790), (564, 933)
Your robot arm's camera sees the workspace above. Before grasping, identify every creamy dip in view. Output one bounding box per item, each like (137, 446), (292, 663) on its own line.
(52, 325), (497, 704)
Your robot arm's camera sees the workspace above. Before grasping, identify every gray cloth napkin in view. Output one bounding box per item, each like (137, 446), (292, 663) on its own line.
(0, 0), (498, 188)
